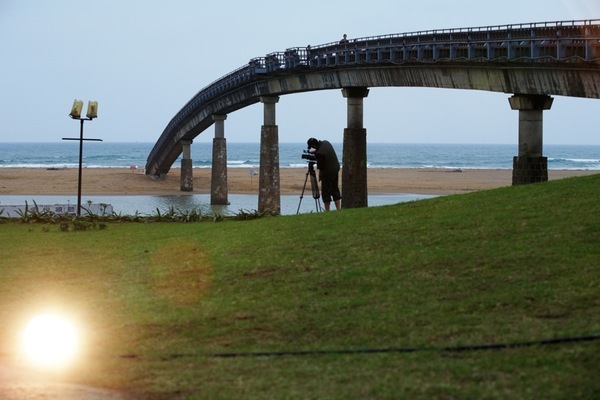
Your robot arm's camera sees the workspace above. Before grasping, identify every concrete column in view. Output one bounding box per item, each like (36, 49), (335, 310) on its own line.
(509, 94), (553, 185)
(258, 96), (281, 215)
(342, 87), (369, 209)
(180, 139), (193, 192)
(211, 114), (229, 205)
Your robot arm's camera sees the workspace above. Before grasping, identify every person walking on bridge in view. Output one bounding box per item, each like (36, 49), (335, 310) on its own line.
(307, 137), (341, 211)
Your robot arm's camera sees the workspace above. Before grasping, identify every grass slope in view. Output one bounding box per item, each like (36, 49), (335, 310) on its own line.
(0, 174), (599, 399)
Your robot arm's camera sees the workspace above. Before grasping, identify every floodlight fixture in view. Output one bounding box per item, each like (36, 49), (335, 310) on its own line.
(69, 99), (83, 119)
(86, 101), (98, 119)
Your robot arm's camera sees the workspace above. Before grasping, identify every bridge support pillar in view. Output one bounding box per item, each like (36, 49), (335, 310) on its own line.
(180, 139), (193, 192)
(342, 87), (369, 209)
(509, 94), (553, 185)
(258, 96), (281, 215)
(211, 114), (229, 205)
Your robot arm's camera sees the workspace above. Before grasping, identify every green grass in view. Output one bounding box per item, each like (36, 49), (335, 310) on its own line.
(1, 174), (599, 399)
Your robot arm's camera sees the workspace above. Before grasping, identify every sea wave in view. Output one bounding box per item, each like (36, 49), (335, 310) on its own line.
(549, 157), (599, 162)
(1, 164), (598, 170)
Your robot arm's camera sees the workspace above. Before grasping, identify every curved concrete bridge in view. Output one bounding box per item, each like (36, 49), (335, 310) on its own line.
(146, 19), (600, 213)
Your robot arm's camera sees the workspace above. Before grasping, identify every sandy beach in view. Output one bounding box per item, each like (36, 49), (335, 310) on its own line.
(0, 167), (596, 196)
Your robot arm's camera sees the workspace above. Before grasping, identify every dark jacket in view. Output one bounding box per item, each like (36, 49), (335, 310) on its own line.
(315, 140), (340, 178)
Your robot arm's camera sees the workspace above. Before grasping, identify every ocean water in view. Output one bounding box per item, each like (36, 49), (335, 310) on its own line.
(1, 142), (599, 170)
(0, 142), (598, 216)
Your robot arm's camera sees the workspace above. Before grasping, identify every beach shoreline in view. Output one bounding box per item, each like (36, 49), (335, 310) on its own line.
(0, 167), (596, 197)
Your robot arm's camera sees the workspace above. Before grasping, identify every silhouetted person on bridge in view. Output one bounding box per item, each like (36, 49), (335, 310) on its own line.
(307, 137), (341, 211)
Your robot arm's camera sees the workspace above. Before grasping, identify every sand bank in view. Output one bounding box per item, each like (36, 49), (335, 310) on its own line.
(0, 167), (596, 196)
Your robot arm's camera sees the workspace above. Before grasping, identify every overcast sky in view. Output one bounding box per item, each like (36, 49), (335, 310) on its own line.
(1, 0), (599, 145)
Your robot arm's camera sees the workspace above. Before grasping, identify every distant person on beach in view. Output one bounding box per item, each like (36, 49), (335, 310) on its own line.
(307, 137), (341, 211)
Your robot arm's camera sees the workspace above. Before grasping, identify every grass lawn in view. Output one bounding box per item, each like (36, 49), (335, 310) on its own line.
(0, 174), (598, 399)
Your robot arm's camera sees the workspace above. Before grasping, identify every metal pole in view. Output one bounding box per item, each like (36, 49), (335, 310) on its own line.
(77, 119), (84, 216)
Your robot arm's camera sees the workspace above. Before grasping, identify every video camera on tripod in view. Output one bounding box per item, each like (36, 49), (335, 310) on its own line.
(301, 149), (316, 163)
(296, 146), (322, 214)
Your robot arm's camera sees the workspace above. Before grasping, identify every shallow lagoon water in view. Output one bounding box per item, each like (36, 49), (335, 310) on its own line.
(0, 193), (436, 217)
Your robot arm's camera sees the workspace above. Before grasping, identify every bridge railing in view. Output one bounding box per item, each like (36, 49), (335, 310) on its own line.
(239, 19), (600, 70)
(306, 19), (600, 49)
(304, 19), (599, 65)
(147, 19), (600, 173)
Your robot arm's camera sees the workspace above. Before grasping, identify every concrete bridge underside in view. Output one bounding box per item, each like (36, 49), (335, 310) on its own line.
(148, 63), (600, 177)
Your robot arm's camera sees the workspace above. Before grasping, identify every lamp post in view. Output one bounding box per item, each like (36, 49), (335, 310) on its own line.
(63, 100), (102, 216)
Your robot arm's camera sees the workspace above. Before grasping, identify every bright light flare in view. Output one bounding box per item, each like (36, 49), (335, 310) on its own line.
(21, 313), (80, 369)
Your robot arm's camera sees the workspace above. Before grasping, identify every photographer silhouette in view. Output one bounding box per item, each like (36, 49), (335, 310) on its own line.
(306, 137), (341, 211)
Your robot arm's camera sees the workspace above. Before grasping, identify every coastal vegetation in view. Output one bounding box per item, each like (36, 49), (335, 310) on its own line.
(0, 200), (266, 226)
(0, 174), (598, 399)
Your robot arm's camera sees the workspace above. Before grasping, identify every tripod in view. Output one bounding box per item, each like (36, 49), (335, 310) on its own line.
(296, 161), (323, 214)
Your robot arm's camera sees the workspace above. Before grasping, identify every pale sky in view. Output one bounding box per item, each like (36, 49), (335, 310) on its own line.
(1, 0), (599, 145)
